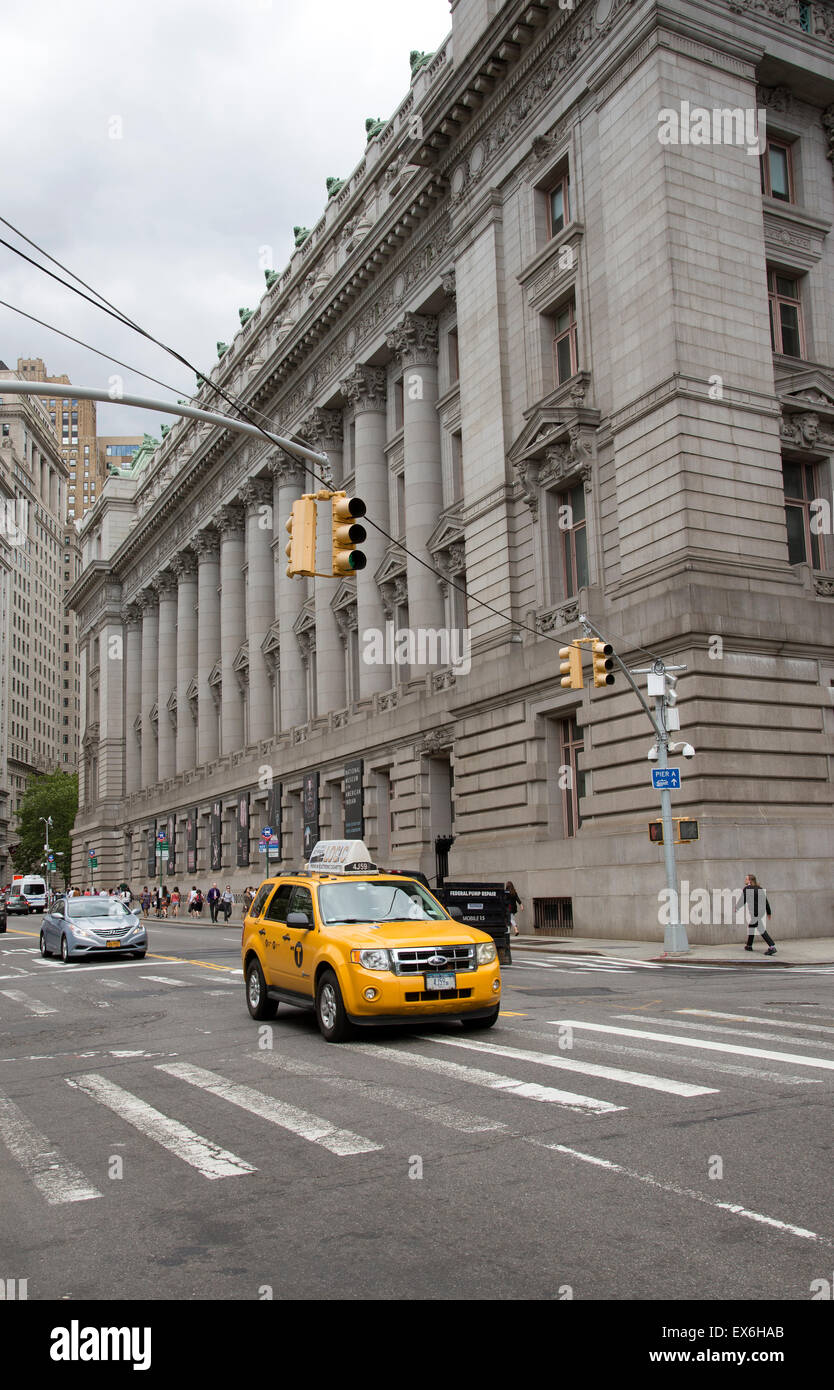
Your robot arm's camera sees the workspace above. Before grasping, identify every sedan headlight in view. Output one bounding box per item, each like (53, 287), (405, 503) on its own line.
(350, 948), (391, 971)
(476, 940), (497, 965)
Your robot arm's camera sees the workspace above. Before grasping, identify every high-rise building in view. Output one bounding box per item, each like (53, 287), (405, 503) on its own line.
(67, 0), (834, 938)
(16, 358), (100, 521)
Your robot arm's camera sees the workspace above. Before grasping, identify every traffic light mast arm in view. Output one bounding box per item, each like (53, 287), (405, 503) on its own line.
(578, 614), (663, 741)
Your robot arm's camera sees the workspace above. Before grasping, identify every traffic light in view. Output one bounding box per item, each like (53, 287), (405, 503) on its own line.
(285, 496), (317, 577)
(331, 492), (367, 576)
(648, 818), (699, 845)
(591, 640), (615, 687)
(559, 644), (583, 690)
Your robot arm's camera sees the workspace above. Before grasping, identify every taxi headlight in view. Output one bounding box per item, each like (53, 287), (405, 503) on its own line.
(476, 941), (497, 965)
(350, 948), (390, 971)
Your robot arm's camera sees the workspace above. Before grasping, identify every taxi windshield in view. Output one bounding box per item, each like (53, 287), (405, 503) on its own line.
(317, 879), (448, 925)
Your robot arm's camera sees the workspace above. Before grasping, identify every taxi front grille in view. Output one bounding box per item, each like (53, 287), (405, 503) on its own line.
(405, 988), (474, 1002)
(391, 945), (476, 976)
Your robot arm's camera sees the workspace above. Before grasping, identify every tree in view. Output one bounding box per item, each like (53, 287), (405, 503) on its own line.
(10, 771), (78, 886)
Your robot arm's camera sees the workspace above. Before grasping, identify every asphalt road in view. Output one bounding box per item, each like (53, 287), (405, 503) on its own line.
(1, 916), (832, 1303)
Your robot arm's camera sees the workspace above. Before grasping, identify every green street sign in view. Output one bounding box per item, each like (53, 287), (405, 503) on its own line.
(90, 857), (98, 869)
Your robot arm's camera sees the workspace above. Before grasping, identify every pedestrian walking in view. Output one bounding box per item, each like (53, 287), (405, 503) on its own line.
(194, 888), (204, 916)
(505, 880), (523, 937)
(243, 885), (255, 914)
(221, 885), (234, 922)
(160, 885), (170, 919)
(171, 887), (181, 917)
(207, 882), (221, 923)
(742, 874), (776, 954)
(187, 886), (199, 916)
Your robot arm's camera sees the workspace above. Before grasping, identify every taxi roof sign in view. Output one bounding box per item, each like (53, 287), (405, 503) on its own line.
(307, 840), (377, 874)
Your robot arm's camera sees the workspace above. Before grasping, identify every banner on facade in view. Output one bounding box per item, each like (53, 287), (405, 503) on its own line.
(267, 782), (282, 860)
(167, 814), (176, 874)
(344, 760), (364, 840)
(187, 808), (197, 875)
(147, 823), (156, 877)
(211, 799), (222, 871)
(302, 772), (319, 861)
(237, 792), (250, 868)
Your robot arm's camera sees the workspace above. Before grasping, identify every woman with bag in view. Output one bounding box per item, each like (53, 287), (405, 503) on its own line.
(505, 881), (523, 937)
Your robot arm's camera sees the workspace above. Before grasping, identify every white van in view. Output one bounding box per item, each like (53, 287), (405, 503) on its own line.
(13, 876), (48, 913)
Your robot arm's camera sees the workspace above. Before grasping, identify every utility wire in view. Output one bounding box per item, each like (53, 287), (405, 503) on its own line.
(0, 214), (599, 653)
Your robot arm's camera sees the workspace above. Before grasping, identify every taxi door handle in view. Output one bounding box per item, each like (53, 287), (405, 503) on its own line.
(258, 928), (266, 937)
(282, 933), (291, 941)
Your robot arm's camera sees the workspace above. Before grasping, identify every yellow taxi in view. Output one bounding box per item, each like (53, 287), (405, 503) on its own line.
(241, 840), (502, 1042)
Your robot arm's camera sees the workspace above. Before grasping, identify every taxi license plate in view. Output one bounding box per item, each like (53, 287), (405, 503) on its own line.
(425, 972), (455, 991)
(105, 940), (121, 948)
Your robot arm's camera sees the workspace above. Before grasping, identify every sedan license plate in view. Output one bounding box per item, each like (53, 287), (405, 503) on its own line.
(425, 972), (455, 991)
(105, 939), (122, 948)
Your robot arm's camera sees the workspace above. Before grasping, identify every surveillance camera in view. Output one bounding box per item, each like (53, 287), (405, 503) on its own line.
(647, 746), (658, 761)
(682, 744), (695, 758)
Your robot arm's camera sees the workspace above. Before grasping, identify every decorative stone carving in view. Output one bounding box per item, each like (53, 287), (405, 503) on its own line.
(432, 670), (457, 691)
(136, 587), (158, 612)
(824, 106), (834, 171)
(326, 176), (345, 199)
(340, 363), (387, 413)
(441, 268), (456, 303)
(192, 527), (220, 559)
(120, 603), (142, 627)
(377, 690), (399, 712)
(757, 85), (793, 113)
(293, 226), (311, 247)
(365, 116), (386, 141)
(151, 571), (178, 600)
(268, 452), (307, 489)
(416, 725), (454, 756)
(214, 502), (245, 537)
(386, 312), (439, 367)
(814, 576), (834, 596)
(537, 602), (579, 633)
(780, 411), (834, 449)
(239, 477), (273, 512)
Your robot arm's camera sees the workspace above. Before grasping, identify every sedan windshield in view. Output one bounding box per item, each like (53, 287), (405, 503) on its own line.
(66, 901), (132, 919)
(318, 879), (448, 925)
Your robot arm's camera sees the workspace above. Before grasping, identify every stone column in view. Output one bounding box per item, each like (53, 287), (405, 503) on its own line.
(138, 588), (159, 789)
(172, 551), (198, 774)
(241, 477), (275, 746)
(302, 409), (347, 715)
(194, 527), (220, 765)
(269, 452), (308, 730)
(121, 604), (142, 794)
(340, 364), (390, 696)
(216, 502), (246, 754)
(154, 571), (178, 779)
(386, 313), (446, 674)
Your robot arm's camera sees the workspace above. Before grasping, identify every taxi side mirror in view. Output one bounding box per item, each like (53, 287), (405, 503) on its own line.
(287, 911), (312, 930)
(447, 906), (463, 921)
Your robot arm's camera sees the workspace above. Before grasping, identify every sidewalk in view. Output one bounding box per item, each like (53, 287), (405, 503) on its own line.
(511, 933), (834, 966)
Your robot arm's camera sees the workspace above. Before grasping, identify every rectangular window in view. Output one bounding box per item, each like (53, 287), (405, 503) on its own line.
(560, 716), (585, 838)
(393, 377), (404, 433)
(558, 482), (589, 596)
(396, 471), (406, 539)
(553, 300), (578, 384)
(783, 460), (820, 568)
(768, 271), (804, 358)
(448, 328), (459, 385)
(760, 140), (793, 202)
(548, 175), (570, 238)
(451, 432), (463, 503)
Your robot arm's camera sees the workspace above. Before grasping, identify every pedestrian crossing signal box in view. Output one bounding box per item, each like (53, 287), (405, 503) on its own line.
(648, 818), (699, 845)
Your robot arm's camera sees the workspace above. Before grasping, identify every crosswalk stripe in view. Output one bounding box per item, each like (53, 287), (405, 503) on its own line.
(0, 989), (57, 1015)
(158, 1062), (382, 1156)
(256, 1051), (507, 1134)
(551, 1020), (834, 1071)
(423, 1035), (718, 1097)
(140, 976), (190, 987)
(0, 1092), (102, 1204)
(679, 1009), (834, 1036)
(613, 1014), (834, 1053)
(66, 1072), (255, 1179)
(351, 1041), (624, 1113)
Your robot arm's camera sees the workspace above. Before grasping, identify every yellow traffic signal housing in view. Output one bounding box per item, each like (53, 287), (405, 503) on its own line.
(332, 492), (367, 576)
(648, 818), (699, 845)
(285, 496), (317, 577)
(559, 644), (583, 690)
(592, 640), (615, 687)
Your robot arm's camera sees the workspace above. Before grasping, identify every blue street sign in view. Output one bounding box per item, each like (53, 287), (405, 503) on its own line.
(652, 768), (681, 790)
(261, 826), (272, 838)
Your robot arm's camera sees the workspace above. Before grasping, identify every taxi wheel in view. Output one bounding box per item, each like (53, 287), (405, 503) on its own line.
(315, 969), (353, 1043)
(246, 959), (278, 1020)
(461, 1007), (500, 1031)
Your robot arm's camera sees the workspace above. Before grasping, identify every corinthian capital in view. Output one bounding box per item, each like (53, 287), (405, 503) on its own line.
(152, 570), (178, 600)
(386, 312), (438, 367)
(120, 603), (142, 627)
(214, 501), (245, 537)
(170, 550), (198, 579)
(239, 476), (273, 513)
(136, 587), (159, 613)
(340, 363), (387, 413)
(192, 526), (220, 560)
(300, 407), (343, 450)
(268, 450), (307, 490)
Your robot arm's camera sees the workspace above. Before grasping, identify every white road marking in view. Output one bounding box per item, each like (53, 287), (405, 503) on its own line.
(424, 1035), (718, 1097)
(613, 1014), (834, 1053)
(551, 1020), (834, 1072)
(158, 1062), (382, 1156)
(0, 989), (57, 1016)
(513, 954), (662, 970)
(257, 1050), (508, 1135)
(0, 1092), (102, 1204)
(35, 959), (192, 973)
(140, 975), (190, 987)
(680, 1009), (834, 1035)
(66, 1073), (254, 1179)
(0, 971), (32, 980)
(528, 1139), (831, 1246)
(352, 1041), (624, 1114)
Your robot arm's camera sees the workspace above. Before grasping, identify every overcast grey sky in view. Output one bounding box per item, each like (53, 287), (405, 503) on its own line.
(1, 0), (451, 436)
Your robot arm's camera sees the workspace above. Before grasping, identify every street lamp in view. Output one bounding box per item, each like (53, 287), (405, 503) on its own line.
(40, 817), (54, 904)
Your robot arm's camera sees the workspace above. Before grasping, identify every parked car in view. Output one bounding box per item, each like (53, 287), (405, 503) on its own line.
(40, 897), (148, 963)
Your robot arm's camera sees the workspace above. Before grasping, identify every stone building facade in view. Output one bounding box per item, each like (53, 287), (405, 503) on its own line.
(69, 0), (834, 939)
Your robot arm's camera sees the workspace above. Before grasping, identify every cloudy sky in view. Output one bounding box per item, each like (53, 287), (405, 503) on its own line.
(1, 0), (451, 436)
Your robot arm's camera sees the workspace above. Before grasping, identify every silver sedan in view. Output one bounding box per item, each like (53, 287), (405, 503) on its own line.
(40, 898), (148, 963)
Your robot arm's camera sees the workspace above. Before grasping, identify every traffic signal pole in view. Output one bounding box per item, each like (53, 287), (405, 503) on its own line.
(579, 615), (690, 954)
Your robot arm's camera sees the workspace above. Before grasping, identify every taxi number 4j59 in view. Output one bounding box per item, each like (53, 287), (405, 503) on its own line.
(426, 972), (456, 991)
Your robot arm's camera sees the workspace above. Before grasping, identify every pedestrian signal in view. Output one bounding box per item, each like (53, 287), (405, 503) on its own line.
(591, 640), (615, 687)
(678, 819), (699, 842)
(331, 492), (367, 576)
(286, 496), (317, 577)
(648, 818), (699, 845)
(559, 644), (583, 690)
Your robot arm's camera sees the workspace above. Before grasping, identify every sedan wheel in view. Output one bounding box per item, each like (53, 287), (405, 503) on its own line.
(39, 930), (51, 957)
(60, 934), (71, 964)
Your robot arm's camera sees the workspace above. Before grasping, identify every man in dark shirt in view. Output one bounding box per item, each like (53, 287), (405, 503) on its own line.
(742, 874), (775, 955)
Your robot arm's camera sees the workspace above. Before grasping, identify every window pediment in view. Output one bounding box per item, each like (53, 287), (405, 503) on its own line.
(777, 367), (834, 452)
